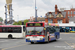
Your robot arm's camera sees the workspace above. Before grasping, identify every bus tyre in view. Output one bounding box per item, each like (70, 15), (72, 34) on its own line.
(55, 35), (57, 41)
(48, 37), (49, 43)
(31, 42), (34, 44)
(8, 35), (12, 39)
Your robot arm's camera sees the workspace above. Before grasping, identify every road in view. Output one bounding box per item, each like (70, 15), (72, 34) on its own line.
(0, 33), (75, 50)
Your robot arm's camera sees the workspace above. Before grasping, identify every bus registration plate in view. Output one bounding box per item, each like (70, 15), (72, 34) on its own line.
(33, 36), (37, 38)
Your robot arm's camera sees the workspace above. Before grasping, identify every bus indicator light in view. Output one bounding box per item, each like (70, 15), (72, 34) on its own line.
(43, 36), (45, 37)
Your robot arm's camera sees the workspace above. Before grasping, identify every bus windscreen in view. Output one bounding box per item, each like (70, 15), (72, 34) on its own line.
(27, 23), (43, 27)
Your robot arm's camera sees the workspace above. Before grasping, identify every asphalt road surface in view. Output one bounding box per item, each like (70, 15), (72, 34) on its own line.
(0, 33), (75, 50)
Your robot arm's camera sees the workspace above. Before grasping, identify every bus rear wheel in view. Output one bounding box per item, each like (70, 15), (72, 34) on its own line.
(55, 35), (57, 41)
(31, 42), (34, 44)
(8, 35), (12, 39)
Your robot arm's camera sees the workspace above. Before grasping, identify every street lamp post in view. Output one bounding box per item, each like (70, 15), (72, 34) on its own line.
(9, 4), (13, 24)
(35, 0), (37, 22)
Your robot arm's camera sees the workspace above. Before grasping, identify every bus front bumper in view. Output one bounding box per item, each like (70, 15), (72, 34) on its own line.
(26, 38), (45, 42)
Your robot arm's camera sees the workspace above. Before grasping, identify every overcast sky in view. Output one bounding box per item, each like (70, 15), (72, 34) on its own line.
(0, 0), (75, 21)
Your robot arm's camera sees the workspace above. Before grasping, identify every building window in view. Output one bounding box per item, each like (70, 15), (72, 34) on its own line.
(71, 16), (72, 17)
(68, 11), (69, 14)
(59, 14), (61, 17)
(58, 20), (62, 23)
(74, 11), (75, 14)
(74, 16), (75, 17)
(48, 19), (53, 23)
(48, 14), (51, 17)
(71, 11), (72, 14)
(68, 16), (69, 17)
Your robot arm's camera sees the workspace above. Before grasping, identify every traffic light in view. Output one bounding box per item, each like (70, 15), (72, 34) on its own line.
(22, 22), (24, 25)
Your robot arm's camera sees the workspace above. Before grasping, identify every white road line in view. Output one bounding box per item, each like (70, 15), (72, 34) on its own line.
(0, 47), (2, 48)
(59, 38), (62, 40)
(11, 39), (17, 40)
(0, 39), (22, 43)
(2, 43), (28, 50)
(0, 40), (8, 42)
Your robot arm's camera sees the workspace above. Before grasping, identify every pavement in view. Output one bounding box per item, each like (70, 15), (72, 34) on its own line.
(0, 33), (75, 50)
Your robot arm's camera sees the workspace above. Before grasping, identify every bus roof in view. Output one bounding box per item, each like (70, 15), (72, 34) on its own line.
(27, 22), (44, 23)
(26, 22), (59, 27)
(58, 23), (75, 27)
(0, 25), (21, 27)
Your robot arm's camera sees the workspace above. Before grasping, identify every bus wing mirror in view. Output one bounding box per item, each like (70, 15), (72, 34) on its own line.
(44, 28), (46, 30)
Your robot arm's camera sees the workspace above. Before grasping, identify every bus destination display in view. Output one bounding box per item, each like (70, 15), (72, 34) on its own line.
(27, 23), (43, 26)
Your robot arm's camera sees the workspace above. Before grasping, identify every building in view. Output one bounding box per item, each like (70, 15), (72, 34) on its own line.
(64, 8), (75, 23)
(30, 16), (45, 22)
(69, 17), (75, 23)
(64, 8), (75, 18)
(45, 5), (69, 23)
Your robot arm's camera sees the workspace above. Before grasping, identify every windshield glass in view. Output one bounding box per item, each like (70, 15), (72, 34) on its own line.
(26, 27), (44, 35)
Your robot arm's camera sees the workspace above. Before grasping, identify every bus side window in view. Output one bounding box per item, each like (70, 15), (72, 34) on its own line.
(2, 27), (7, 33)
(56, 26), (60, 32)
(49, 27), (56, 33)
(0, 28), (2, 32)
(53, 27), (56, 32)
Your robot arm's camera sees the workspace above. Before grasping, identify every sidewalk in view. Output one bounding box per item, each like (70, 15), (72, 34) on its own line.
(60, 32), (75, 34)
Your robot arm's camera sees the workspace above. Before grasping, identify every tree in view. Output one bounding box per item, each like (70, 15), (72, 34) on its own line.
(0, 17), (3, 22)
(17, 21), (22, 25)
(13, 19), (29, 25)
(13, 22), (18, 25)
(24, 19), (29, 25)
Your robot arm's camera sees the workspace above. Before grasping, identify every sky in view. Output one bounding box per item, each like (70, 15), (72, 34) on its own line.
(0, 0), (75, 21)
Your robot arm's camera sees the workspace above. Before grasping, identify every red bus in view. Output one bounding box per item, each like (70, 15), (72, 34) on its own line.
(25, 22), (60, 44)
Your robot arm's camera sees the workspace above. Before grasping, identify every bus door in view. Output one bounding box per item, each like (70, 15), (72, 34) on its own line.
(45, 27), (55, 41)
(45, 27), (50, 41)
(49, 27), (56, 40)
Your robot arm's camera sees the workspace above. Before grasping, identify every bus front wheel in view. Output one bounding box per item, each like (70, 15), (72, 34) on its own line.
(47, 36), (49, 43)
(31, 42), (34, 44)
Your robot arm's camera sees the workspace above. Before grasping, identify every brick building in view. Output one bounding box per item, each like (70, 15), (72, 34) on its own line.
(29, 16), (45, 22)
(45, 5), (69, 23)
(64, 8), (75, 18)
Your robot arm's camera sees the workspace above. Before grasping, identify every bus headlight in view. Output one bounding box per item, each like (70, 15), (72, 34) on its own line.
(27, 38), (30, 40)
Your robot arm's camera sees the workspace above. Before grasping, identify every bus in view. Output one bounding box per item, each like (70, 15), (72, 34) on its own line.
(25, 22), (60, 44)
(59, 23), (75, 32)
(0, 25), (26, 38)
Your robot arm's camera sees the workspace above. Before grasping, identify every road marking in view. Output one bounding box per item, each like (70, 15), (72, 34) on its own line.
(72, 43), (75, 45)
(61, 33), (75, 34)
(10, 39), (18, 41)
(2, 43), (28, 50)
(0, 40), (8, 42)
(0, 39), (19, 43)
(65, 41), (75, 48)
(65, 33), (70, 34)
(59, 38), (62, 40)
(60, 33), (70, 34)
(65, 41), (71, 46)
(0, 47), (2, 48)
(16, 41), (26, 44)
(70, 37), (75, 40)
